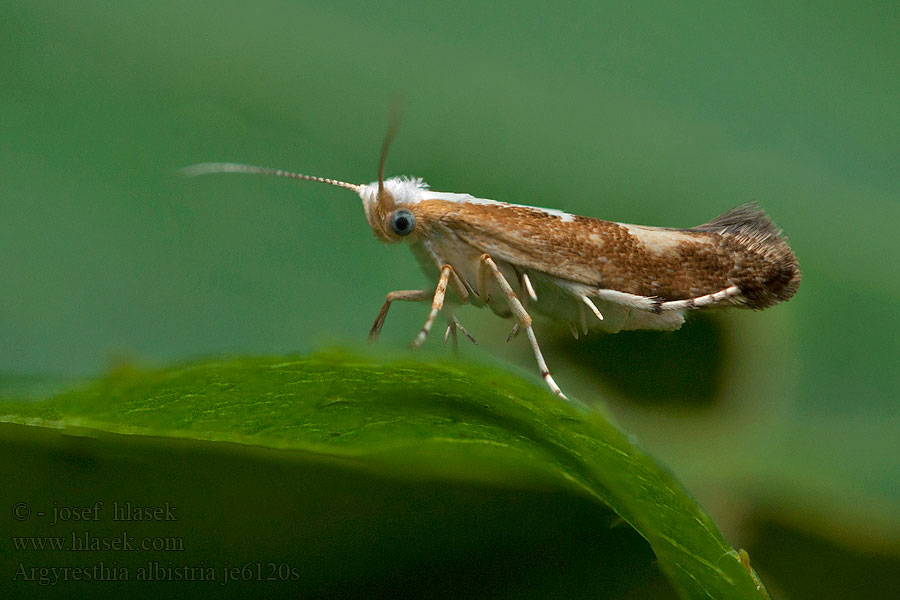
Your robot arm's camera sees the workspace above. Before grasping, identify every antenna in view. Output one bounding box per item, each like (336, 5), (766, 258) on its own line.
(181, 162), (361, 193)
(377, 98), (405, 197)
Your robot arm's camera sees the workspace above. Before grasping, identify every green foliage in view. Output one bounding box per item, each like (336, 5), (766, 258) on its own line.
(0, 353), (767, 598)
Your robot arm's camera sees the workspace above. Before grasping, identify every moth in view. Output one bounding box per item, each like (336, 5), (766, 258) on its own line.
(185, 128), (800, 400)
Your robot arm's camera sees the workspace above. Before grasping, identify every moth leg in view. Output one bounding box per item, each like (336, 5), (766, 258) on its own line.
(412, 264), (454, 348)
(444, 315), (478, 346)
(476, 255), (494, 303)
(520, 272), (538, 302)
(479, 254), (568, 400)
(655, 285), (742, 312)
(578, 301), (588, 335)
(369, 289), (432, 341)
(581, 296), (604, 322)
(424, 241), (469, 303)
(593, 285), (743, 315)
(443, 315), (478, 357)
(445, 318), (459, 355)
(524, 326), (567, 400)
(448, 269), (470, 303)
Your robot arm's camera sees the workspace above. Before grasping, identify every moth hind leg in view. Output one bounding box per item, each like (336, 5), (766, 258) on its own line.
(592, 285), (743, 319)
(655, 284), (742, 312)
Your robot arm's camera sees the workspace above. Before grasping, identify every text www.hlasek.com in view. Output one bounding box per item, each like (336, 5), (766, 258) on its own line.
(12, 531), (183, 552)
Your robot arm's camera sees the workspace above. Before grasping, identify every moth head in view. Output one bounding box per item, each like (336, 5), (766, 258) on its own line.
(357, 177), (426, 243)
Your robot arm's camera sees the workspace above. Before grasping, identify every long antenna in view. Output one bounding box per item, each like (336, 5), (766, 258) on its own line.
(378, 98), (404, 197)
(181, 162), (361, 193)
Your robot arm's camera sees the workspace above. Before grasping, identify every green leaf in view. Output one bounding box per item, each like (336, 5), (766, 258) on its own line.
(0, 352), (767, 599)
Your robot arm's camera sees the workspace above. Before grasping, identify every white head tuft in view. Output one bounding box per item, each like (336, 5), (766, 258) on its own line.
(359, 176), (428, 208)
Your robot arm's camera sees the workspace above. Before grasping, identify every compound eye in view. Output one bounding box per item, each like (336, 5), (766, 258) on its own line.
(389, 209), (415, 236)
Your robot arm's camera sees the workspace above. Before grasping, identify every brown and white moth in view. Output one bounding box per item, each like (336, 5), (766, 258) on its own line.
(185, 132), (800, 400)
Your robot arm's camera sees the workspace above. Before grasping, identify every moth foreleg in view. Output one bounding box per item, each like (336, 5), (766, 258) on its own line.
(412, 265), (455, 348)
(369, 289), (432, 341)
(479, 254), (568, 400)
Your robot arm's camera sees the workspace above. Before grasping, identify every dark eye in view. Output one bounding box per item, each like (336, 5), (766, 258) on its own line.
(390, 209), (415, 236)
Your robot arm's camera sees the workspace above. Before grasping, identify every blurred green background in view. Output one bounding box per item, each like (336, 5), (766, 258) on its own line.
(2, 1), (898, 597)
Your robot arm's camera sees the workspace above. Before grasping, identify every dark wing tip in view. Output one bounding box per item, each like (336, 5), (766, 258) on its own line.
(693, 202), (801, 308)
(691, 202), (779, 238)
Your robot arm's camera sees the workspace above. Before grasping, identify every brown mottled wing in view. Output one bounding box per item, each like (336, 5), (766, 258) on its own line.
(418, 199), (799, 309)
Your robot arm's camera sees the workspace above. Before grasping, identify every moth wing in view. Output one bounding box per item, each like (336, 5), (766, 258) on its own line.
(419, 197), (688, 332)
